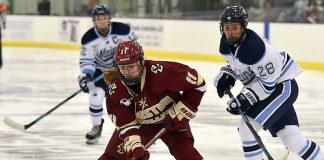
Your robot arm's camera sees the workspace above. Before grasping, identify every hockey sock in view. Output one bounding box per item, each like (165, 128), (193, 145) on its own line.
(237, 118), (264, 160)
(89, 87), (105, 125)
(277, 125), (324, 160)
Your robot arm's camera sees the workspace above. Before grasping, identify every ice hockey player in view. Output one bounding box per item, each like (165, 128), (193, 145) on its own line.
(213, 5), (324, 160)
(98, 40), (206, 160)
(78, 4), (138, 144)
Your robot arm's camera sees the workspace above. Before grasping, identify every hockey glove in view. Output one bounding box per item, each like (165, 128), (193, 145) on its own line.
(226, 88), (258, 115)
(124, 135), (149, 160)
(163, 101), (196, 131)
(78, 73), (94, 93)
(213, 65), (237, 98)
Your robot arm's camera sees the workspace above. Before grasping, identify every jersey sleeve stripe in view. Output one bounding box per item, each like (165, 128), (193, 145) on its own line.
(80, 58), (95, 61)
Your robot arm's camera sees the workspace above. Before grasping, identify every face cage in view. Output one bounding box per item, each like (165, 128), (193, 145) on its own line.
(220, 21), (247, 45)
(93, 15), (111, 33)
(116, 58), (145, 86)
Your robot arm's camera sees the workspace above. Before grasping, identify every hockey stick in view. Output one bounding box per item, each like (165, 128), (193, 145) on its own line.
(129, 127), (167, 160)
(4, 75), (103, 131)
(225, 89), (275, 160)
(144, 127), (167, 149)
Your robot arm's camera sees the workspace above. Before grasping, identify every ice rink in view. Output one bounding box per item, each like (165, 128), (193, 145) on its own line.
(1, 47), (324, 160)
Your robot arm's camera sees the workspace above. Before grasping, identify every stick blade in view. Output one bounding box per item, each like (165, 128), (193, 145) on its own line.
(3, 117), (26, 131)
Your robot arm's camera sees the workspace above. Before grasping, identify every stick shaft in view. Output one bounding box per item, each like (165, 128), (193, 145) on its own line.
(225, 89), (274, 160)
(5, 75), (103, 130)
(24, 90), (81, 129)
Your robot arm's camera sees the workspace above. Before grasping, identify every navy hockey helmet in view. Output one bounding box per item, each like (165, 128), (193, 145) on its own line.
(91, 4), (111, 34)
(91, 4), (111, 17)
(114, 41), (145, 86)
(220, 5), (248, 45)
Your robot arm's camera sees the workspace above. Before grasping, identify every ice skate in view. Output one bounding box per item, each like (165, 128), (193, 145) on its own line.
(85, 119), (104, 144)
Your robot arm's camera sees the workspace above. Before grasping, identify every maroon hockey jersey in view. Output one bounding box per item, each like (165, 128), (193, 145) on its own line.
(106, 60), (206, 138)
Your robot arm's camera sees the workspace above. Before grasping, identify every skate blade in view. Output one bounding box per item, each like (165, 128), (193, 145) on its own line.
(86, 138), (99, 145)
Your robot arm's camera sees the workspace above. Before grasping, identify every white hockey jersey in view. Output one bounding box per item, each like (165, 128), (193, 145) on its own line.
(79, 22), (137, 76)
(219, 29), (302, 101)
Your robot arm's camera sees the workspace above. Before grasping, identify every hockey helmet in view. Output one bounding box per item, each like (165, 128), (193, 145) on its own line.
(220, 5), (248, 45)
(114, 41), (145, 85)
(91, 4), (111, 17)
(91, 4), (111, 34)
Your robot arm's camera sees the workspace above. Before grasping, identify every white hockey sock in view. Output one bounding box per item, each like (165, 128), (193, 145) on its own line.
(89, 87), (105, 125)
(277, 125), (324, 160)
(237, 117), (264, 160)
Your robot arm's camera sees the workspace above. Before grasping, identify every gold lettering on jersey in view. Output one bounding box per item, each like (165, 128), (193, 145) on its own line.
(135, 96), (174, 124)
(108, 83), (116, 95)
(151, 64), (163, 74)
(117, 142), (125, 154)
(186, 71), (197, 85)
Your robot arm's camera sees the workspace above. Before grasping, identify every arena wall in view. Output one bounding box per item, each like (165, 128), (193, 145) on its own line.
(3, 15), (324, 71)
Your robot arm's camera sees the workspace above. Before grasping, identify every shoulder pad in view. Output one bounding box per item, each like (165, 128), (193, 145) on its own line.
(81, 28), (98, 45)
(219, 37), (231, 55)
(237, 29), (265, 65)
(110, 22), (131, 35)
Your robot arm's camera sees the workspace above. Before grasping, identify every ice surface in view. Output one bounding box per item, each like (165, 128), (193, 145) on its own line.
(1, 47), (324, 160)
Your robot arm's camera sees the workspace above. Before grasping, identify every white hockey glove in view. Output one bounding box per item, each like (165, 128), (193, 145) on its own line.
(213, 65), (237, 98)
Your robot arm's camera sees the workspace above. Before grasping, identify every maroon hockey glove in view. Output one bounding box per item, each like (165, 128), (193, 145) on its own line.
(124, 135), (149, 160)
(127, 147), (150, 160)
(163, 101), (196, 131)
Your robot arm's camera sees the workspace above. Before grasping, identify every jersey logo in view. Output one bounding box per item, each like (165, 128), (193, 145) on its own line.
(138, 97), (148, 109)
(99, 48), (114, 61)
(236, 68), (255, 85)
(151, 64), (163, 74)
(116, 142), (125, 154)
(91, 44), (98, 52)
(120, 98), (132, 107)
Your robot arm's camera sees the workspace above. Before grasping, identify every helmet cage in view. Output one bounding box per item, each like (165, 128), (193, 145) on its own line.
(115, 58), (144, 86)
(114, 41), (145, 86)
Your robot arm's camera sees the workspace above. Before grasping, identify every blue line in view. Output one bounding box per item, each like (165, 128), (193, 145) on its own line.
(264, 22), (270, 40)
